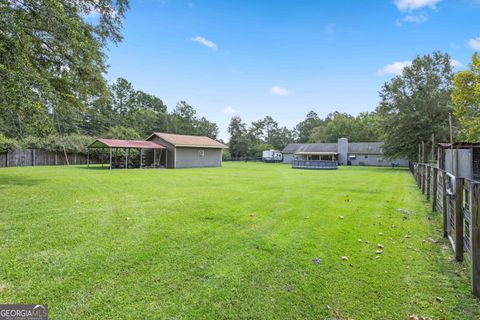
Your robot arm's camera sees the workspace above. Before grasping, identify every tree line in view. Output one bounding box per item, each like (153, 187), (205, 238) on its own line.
(0, 0), (218, 153)
(227, 111), (382, 160)
(229, 51), (480, 161)
(2, 2), (480, 161)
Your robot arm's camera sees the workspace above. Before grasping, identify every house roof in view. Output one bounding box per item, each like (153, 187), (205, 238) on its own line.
(282, 142), (384, 154)
(148, 132), (228, 148)
(295, 151), (338, 155)
(283, 143), (338, 154)
(88, 139), (166, 149)
(348, 142), (383, 154)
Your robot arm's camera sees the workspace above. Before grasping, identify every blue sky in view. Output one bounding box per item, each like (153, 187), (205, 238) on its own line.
(105, 0), (480, 140)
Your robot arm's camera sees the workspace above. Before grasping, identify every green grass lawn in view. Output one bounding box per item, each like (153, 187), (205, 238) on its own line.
(1, 163), (479, 319)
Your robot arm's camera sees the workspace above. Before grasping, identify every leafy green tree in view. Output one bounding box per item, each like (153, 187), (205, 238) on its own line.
(196, 117), (219, 139)
(244, 116), (293, 155)
(376, 52), (453, 160)
(351, 112), (383, 142)
(104, 126), (141, 140)
(169, 101), (218, 138)
(309, 125), (328, 143)
(136, 91), (167, 113)
(171, 101), (197, 134)
(111, 78), (137, 120)
(295, 111), (324, 142)
(323, 112), (355, 142)
(452, 52), (480, 141)
(310, 111), (382, 143)
(228, 116), (248, 160)
(0, 0), (129, 138)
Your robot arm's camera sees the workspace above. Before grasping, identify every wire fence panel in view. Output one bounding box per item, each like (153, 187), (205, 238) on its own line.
(437, 173), (444, 212)
(412, 162), (480, 298)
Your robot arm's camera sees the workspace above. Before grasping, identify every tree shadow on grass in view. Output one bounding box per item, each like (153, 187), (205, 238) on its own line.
(0, 175), (45, 188)
(76, 165), (111, 170)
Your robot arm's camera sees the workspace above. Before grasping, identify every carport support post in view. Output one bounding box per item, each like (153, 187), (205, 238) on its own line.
(454, 177), (464, 262)
(87, 149), (90, 167)
(109, 148), (112, 170)
(125, 148), (128, 169)
(140, 149), (143, 168)
(153, 149), (156, 168)
(471, 182), (480, 298)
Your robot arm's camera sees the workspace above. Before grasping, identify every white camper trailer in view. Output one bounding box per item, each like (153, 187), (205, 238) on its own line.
(262, 150), (283, 163)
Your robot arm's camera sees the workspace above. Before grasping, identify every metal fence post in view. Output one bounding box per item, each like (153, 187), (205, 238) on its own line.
(442, 171), (448, 238)
(471, 182), (480, 298)
(426, 165), (431, 200)
(422, 164), (426, 195)
(432, 167), (438, 212)
(416, 163), (420, 186)
(455, 177), (464, 262)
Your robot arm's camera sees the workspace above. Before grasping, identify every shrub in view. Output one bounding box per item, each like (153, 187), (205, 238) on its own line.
(20, 134), (95, 154)
(0, 134), (19, 153)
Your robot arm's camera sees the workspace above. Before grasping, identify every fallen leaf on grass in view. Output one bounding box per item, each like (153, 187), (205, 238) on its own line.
(375, 250), (383, 254)
(312, 258), (321, 264)
(409, 315), (432, 320)
(377, 243), (384, 248)
(341, 256), (348, 261)
(397, 208), (415, 215)
(423, 237), (439, 244)
(435, 296), (445, 303)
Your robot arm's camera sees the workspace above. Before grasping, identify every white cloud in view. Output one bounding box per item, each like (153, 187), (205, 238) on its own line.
(450, 59), (462, 67)
(270, 86), (291, 96)
(403, 13), (428, 23)
(468, 37), (480, 50)
(376, 61), (412, 76)
(395, 13), (428, 26)
(222, 106), (237, 114)
(190, 36), (217, 51)
(394, 0), (440, 11)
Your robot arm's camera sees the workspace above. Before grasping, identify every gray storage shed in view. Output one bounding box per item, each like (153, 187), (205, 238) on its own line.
(146, 132), (228, 168)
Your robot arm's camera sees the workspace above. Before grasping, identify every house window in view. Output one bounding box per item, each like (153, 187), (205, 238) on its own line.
(364, 155), (368, 159)
(198, 150), (205, 157)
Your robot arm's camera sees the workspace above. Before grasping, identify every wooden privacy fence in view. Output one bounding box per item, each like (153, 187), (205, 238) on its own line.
(413, 163), (480, 298)
(0, 149), (90, 168)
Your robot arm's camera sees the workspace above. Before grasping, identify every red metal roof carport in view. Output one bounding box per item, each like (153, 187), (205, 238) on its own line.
(87, 139), (166, 170)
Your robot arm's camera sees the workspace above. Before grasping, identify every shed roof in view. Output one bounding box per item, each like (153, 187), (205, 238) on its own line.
(148, 132), (228, 148)
(89, 139), (166, 149)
